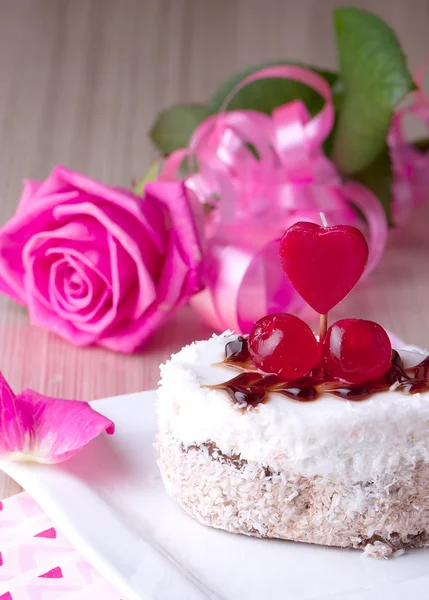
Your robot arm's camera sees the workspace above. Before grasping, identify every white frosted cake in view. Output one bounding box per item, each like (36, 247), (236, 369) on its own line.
(157, 331), (429, 556)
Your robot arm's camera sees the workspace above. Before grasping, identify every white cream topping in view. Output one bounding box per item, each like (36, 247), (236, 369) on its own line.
(157, 332), (429, 482)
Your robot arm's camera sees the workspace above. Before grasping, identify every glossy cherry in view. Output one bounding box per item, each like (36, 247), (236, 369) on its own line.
(322, 319), (392, 384)
(279, 222), (369, 314)
(248, 313), (319, 379)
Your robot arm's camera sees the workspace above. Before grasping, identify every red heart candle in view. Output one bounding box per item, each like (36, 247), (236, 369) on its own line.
(279, 222), (369, 314)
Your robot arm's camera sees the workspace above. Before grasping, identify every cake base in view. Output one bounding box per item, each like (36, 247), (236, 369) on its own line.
(157, 431), (429, 553)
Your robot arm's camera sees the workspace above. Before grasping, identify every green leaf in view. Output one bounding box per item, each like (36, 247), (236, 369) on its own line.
(352, 146), (393, 225)
(150, 104), (212, 154)
(208, 61), (341, 117)
(332, 8), (415, 175)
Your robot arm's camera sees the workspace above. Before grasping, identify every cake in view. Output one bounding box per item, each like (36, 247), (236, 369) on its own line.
(157, 220), (429, 556)
(157, 331), (429, 555)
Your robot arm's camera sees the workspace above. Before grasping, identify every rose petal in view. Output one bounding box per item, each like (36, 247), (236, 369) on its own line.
(0, 372), (114, 464)
(22, 220), (110, 273)
(27, 292), (98, 346)
(53, 202), (160, 318)
(107, 234), (158, 321)
(65, 268), (89, 300)
(31, 166), (77, 201)
(24, 247), (111, 320)
(98, 240), (189, 352)
(22, 221), (113, 328)
(56, 166), (168, 253)
(145, 181), (204, 282)
(24, 252), (59, 310)
(0, 191), (80, 303)
(96, 183), (205, 352)
(17, 179), (42, 214)
(48, 257), (111, 321)
(51, 259), (91, 311)
(62, 234), (119, 334)
(23, 203), (163, 330)
(39, 234), (118, 336)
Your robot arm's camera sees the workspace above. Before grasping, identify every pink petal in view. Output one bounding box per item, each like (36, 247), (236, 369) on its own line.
(64, 233), (119, 335)
(50, 259), (93, 312)
(98, 240), (189, 352)
(22, 220), (114, 336)
(17, 179), (42, 214)
(145, 181), (204, 282)
(0, 191), (80, 303)
(27, 292), (98, 347)
(97, 183), (205, 352)
(53, 202), (160, 320)
(24, 251), (109, 327)
(31, 166), (76, 200)
(0, 372), (114, 464)
(57, 166), (168, 253)
(48, 257), (111, 321)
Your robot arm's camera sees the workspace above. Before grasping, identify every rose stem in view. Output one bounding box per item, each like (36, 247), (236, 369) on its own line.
(319, 212), (329, 345)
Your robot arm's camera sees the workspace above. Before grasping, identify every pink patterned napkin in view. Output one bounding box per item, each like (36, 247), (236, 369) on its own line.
(0, 492), (124, 599)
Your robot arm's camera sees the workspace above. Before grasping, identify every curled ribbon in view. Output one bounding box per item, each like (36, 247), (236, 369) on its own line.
(389, 66), (429, 225)
(161, 65), (388, 333)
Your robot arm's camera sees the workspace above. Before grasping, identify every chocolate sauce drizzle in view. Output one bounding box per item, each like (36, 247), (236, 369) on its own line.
(209, 337), (429, 408)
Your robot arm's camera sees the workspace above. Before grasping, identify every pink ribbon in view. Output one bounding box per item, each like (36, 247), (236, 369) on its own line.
(161, 65), (388, 333)
(389, 66), (429, 225)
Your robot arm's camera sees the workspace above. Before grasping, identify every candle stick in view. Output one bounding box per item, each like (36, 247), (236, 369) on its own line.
(319, 313), (328, 343)
(319, 212), (329, 228)
(319, 213), (328, 343)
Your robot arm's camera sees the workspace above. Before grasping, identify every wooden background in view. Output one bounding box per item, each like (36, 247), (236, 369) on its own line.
(0, 0), (428, 498)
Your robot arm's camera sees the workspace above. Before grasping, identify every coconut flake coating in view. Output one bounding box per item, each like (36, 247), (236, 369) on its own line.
(158, 430), (429, 551)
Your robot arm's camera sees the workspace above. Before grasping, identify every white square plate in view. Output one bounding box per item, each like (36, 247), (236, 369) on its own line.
(2, 391), (429, 600)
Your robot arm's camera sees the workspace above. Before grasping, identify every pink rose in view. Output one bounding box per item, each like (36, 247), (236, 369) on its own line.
(0, 166), (203, 352)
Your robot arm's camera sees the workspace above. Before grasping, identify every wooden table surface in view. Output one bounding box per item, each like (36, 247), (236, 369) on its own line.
(0, 0), (428, 499)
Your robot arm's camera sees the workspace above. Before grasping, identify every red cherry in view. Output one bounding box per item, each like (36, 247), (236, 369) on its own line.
(279, 222), (369, 314)
(248, 313), (319, 379)
(322, 319), (392, 384)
